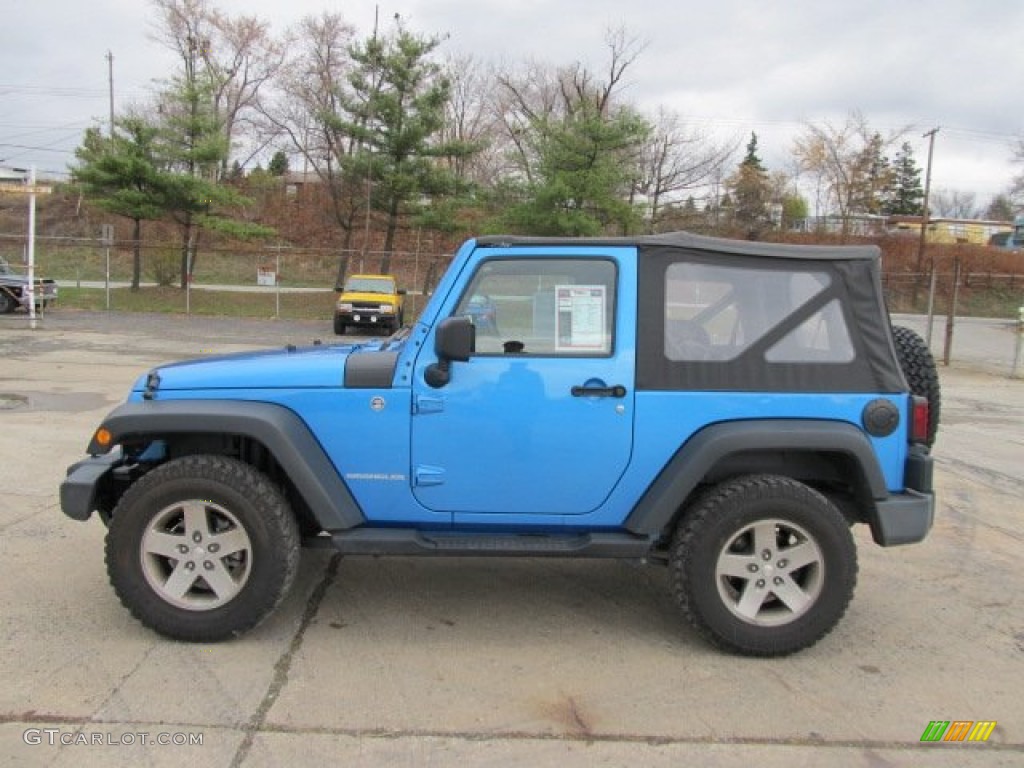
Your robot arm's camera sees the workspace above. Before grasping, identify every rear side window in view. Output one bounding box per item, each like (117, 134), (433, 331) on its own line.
(664, 263), (854, 364)
(454, 258), (616, 356)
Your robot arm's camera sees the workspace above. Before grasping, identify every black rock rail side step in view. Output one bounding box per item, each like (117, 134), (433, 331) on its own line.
(322, 528), (656, 558)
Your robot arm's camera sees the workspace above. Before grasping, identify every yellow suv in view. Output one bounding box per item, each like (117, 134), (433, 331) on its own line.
(333, 274), (405, 335)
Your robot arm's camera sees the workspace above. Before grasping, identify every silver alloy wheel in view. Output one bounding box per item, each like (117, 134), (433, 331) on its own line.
(714, 518), (824, 626)
(140, 500), (252, 611)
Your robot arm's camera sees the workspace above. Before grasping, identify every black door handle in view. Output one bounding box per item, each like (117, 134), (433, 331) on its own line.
(571, 384), (627, 398)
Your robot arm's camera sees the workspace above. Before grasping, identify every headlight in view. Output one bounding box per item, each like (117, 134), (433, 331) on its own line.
(337, 302), (353, 311)
(379, 303), (394, 313)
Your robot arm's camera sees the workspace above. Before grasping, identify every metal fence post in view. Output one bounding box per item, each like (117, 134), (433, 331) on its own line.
(100, 223), (114, 310)
(942, 257), (961, 367)
(1012, 306), (1023, 379)
(925, 267), (937, 347)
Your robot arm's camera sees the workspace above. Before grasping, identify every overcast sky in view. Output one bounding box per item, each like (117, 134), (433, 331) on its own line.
(3, 0), (1022, 212)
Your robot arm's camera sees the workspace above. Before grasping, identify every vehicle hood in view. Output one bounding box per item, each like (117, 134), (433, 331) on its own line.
(337, 290), (399, 304)
(131, 342), (381, 392)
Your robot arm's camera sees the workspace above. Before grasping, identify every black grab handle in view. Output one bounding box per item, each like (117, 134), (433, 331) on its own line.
(571, 384), (627, 398)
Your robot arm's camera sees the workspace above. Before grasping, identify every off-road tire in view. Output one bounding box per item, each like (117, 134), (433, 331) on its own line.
(105, 455), (300, 642)
(670, 474), (857, 657)
(892, 325), (941, 447)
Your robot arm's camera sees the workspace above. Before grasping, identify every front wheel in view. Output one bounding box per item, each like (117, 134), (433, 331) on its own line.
(0, 290), (16, 314)
(670, 475), (857, 656)
(106, 455), (300, 642)
(333, 315), (346, 335)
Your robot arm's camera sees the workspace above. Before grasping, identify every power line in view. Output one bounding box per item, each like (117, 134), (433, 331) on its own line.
(0, 120), (93, 143)
(0, 83), (107, 97)
(0, 129), (84, 163)
(0, 143), (77, 154)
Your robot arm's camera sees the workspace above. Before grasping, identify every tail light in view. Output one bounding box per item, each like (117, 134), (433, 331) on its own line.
(911, 396), (930, 444)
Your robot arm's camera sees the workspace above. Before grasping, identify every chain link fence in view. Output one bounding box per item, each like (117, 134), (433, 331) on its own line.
(3, 232), (1022, 374)
(0, 234), (454, 322)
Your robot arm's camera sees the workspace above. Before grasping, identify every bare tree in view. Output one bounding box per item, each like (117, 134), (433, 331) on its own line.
(1010, 137), (1024, 210)
(792, 111), (908, 239)
(489, 28), (652, 235)
(494, 27), (647, 184)
(440, 54), (502, 185)
(259, 12), (363, 251)
(149, 0), (221, 285)
(202, 11), (284, 174)
(930, 188), (979, 219)
(493, 58), (568, 183)
(150, 0), (280, 177)
(632, 108), (737, 231)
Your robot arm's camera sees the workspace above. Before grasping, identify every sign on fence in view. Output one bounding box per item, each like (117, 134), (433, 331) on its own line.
(256, 266), (277, 286)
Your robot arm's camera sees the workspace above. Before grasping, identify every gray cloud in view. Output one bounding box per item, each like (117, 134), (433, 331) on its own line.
(3, 0), (1020, 204)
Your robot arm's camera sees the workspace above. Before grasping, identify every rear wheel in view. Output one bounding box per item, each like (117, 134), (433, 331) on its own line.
(333, 315), (346, 335)
(671, 475), (857, 656)
(892, 325), (941, 447)
(106, 455), (300, 642)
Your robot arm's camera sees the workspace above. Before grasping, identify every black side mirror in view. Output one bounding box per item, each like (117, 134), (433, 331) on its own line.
(425, 316), (475, 388)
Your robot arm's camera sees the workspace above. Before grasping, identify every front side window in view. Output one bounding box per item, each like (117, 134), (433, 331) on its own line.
(454, 259), (616, 356)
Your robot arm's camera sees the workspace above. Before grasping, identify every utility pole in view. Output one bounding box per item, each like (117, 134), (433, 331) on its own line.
(915, 128), (939, 273)
(27, 167), (38, 330)
(916, 127), (939, 342)
(361, 3), (380, 270)
(106, 50), (115, 138)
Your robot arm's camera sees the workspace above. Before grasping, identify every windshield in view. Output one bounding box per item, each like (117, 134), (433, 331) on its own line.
(343, 277), (395, 294)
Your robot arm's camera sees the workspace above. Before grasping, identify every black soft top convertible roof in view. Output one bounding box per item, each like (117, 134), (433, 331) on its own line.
(476, 231), (903, 394)
(475, 232), (880, 262)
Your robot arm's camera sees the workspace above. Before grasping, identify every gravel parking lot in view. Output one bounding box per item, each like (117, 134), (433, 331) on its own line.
(1, 309), (1022, 767)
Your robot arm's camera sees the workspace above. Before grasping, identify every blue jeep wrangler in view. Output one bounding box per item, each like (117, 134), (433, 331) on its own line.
(61, 233), (938, 656)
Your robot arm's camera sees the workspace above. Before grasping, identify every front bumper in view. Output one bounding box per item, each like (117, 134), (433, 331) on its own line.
(13, 284), (58, 310)
(60, 450), (121, 521)
(335, 311), (396, 327)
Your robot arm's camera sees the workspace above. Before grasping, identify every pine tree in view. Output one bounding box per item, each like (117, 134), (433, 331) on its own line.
(335, 22), (476, 270)
(505, 104), (650, 236)
(741, 132), (766, 173)
(727, 132), (771, 230)
(72, 119), (166, 291)
(154, 74), (272, 285)
(853, 133), (891, 215)
(886, 142), (924, 215)
(985, 194), (1015, 221)
(267, 151), (289, 177)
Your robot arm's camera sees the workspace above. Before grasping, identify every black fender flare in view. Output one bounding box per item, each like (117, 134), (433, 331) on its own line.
(624, 419), (888, 536)
(87, 400), (365, 531)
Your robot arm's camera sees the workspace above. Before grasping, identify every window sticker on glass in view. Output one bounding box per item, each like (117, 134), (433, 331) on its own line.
(555, 285), (607, 352)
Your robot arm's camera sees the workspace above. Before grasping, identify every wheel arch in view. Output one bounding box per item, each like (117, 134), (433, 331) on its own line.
(89, 400), (365, 532)
(624, 419), (888, 538)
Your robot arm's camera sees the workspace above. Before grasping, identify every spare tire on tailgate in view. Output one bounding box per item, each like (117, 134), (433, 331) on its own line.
(892, 325), (941, 448)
